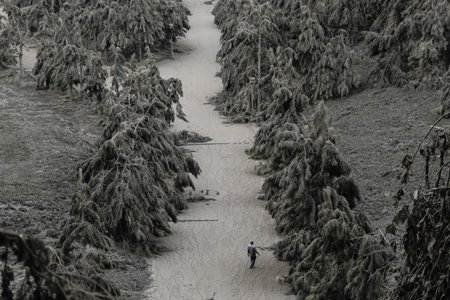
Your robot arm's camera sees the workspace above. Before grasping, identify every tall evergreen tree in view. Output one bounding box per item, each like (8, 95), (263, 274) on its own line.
(76, 0), (128, 54)
(160, 0), (191, 45)
(213, 0), (280, 120)
(213, 0), (359, 121)
(122, 0), (165, 60)
(248, 47), (307, 165)
(365, 0), (450, 86)
(319, 0), (387, 42)
(259, 103), (391, 300)
(60, 55), (200, 254)
(32, 4), (107, 98)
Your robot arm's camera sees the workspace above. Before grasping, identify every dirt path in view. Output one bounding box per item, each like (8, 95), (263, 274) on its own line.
(148, 1), (294, 299)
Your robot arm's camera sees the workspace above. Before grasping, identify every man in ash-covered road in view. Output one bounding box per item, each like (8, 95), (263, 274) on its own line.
(247, 241), (260, 269)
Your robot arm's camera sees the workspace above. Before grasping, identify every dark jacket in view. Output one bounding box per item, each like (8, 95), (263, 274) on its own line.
(247, 245), (259, 257)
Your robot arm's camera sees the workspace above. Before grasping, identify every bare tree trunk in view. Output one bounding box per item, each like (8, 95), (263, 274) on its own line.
(446, 164), (450, 187)
(105, 49), (109, 64)
(18, 43), (23, 74)
(69, 85), (73, 100)
(249, 86), (253, 111)
(257, 31), (261, 111)
(437, 151), (445, 187)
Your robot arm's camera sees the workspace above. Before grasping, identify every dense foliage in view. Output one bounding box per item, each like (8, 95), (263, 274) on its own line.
(212, 0), (450, 123)
(247, 47), (307, 167)
(1, 0), (196, 297)
(0, 229), (119, 299)
(59, 54), (199, 255)
(365, 0), (450, 87)
(389, 123), (450, 300)
(213, 2), (450, 295)
(305, 0), (450, 88)
(211, 1), (395, 298)
(1, 0), (189, 94)
(6, 0), (189, 52)
(253, 102), (392, 299)
(212, 0), (359, 121)
(3, 0), (449, 298)
(212, 0), (281, 120)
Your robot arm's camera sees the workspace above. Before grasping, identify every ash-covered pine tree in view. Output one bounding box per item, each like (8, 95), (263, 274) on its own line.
(309, 33), (360, 100)
(318, 0), (387, 42)
(212, 0), (360, 122)
(10, 0), (59, 34)
(365, 0), (450, 86)
(20, 0), (190, 81)
(212, 0), (238, 28)
(5, 0), (61, 73)
(0, 228), (119, 299)
(109, 47), (127, 95)
(121, 0), (165, 60)
(82, 51), (107, 101)
(248, 47), (308, 168)
(60, 54), (200, 254)
(76, 0), (129, 55)
(35, 41), (106, 99)
(213, 0), (280, 121)
(286, 3), (359, 100)
(32, 5), (107, 99)
(159, 0), (191, 46)
(257, 102), (392, 299)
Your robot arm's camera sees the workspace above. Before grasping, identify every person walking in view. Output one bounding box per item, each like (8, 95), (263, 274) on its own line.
(247, 241), (260, 269)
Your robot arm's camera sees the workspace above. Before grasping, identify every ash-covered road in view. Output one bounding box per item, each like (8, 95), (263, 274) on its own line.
(148, 0), (294, 299)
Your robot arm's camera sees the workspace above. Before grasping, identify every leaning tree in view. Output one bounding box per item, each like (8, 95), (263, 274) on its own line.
(260, 103), (392, 300)
(60, 55), (200, 254)
(365, 0), (450, 86)
(0, 229), (119, 299)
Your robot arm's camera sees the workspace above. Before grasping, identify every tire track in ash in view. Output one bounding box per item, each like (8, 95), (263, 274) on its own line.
(146, 0), (295, 299)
